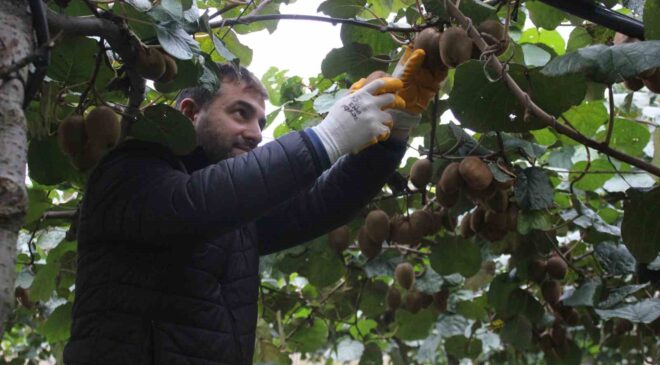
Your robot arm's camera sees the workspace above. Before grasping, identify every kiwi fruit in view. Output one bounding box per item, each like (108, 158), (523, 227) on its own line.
(440, 208), (456, 231)
(136, 46), (166, 80)
(480, 224), (507, 242)
(528, 259), (547, 284)
(542, 280), (561, 305)
(14, 287), (33, 309)
(477, 20), (507, 55)
(387, 286), (402, 310)
(437, 162), (463, 194)
(560, 307), (580, 326)
(405, 289), (424, 313)
(390, 215), (416, 245)
(623, 77), (644, 91)
(358, 226), (382, 259)
(506, 204), (519, 232)
(410, 158), (433, 189)
(85, 106), (121, 149)
(365, 209), (390, 242)
(414, 27), (444, 72)
(614, 318), (633, 335)
(538, 333), (555, 354)
(485, 190), (509, 213)
(459, 156), (493, 191)
(58, 115), (86, 157)
(395, 262), (415, 289)
(436, 186), (458, 208)
(460, 213), (474, 238)
(469, 207), (486, 233)
(72, 141), (106, 172)
(428, 209), (445, 234)
(159, 53), (178, 83)
(409, 209), (433, 238)
(484, 210), (508, 227)
(439, 27), (473, 68)
(551, 322), (567, 345)
(467, 182), (497, 201)
(433, 288), (449, 312)
(327, 225), (350, 253)
(546, 256), (567, 280)
(639, 66), (657, 79)
(642, 69), (660, 93)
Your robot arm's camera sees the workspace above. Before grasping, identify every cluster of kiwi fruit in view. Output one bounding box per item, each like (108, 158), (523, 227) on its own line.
(413, 19), (507, 73)
(385, 262), (450, 314)
(614, 33), (660, 93)
(433, 156), (517, 242)
(135, 45), (178, 83)
(57, 106), (121, 171)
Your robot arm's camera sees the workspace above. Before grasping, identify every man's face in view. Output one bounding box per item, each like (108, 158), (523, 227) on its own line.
(193, 80), (266, 162)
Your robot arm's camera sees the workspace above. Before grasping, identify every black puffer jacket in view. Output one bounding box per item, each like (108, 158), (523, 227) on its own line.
(63, 131), (406, 364)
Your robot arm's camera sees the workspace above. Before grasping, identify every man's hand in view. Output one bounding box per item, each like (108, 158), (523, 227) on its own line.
(311, 77), (404, 163)
(393, 45), (447, 115)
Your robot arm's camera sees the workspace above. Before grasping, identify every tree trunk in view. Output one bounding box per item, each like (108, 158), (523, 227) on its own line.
(0, 0), (32, 335)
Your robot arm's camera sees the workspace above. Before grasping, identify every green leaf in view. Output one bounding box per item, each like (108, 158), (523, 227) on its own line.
(261, 67), (289, 106)
(37, 303), (72, 343)
(644, 0), (660, 40)
(513, 167), (554, 211)
(519, 28), (565, 56)
(289, 318), (329, 353)
(430, 236), (481, 277)
(449, 61), (585, 133)
(359, 281), (388, 317)
(487, 273), (519, 315)
(129, 104), (197, 155)
(318, 0), (366, 18)
(525, 0), (565, 30)
(364, 249), (403, 278)
(598, 283), (650, 308)
(594, 299), (660, 324)
(563, 279), (601, 307)
(444, 335), (482, 359)
(27, 136), (77, 186)
(621, 186), (660, 263)
(500, 315), (533, 350)
(566, 27), (593, 53)
(569, 159), (614, 191)
(517, 210), (553, 234)
(541, 42), (660, 84)
(455, 296), (488, 321)
(115, 3), (157, 40)
(276, 237), (345, 288)
(359, 343), (383, 365)
(422, 0), (495, 24)
(594, 118), (651, 157)
(499, 289), (544, 324)
(546, 339), (581, 365)
(314, 90), (348, 114)
(154, 56), (204, 93)
(47, 35), (114, 91)
(213, 30), (253, 65)
(30, 260), (60, 302)
(25, 189), (52, 224)
(394, 308), (437, 340)
(521, 44), (551, 67)
(594, 242), (636, 276)
(155, 21), (201, 60)
(321, 43), (387, 80)
(340, 23), (396, 55)
(415, 267), (444, 294)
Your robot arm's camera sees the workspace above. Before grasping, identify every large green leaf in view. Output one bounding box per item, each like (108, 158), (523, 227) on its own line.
(340, 23), (396, 55)
(155, 21), (201, 60)
(359, 343), (383, 365)
(645, 0), (660, 40)
(513, 167), (554, 211)
(559, 101), (608, 144)
(318, 0), (366, 18)
(444, 335), (482, 359)
(47, 36), (114, 91)
(500, 314), (533, 350)
(594, 118), (651, 157)
(449, 61), (585, 133)
(563, 279), (601, 307)
(621, 186), (660, 263)
(525, 0), (565, 30)
(487, 273), (519, 315)
(289, 318), (329, 353)
(594, 299), (660, 324)
(569, 159), (614, 191)
(358, 281), (387, 318)
(321, 43), (387, 80)
(27, 135), (79, 186)
(422, 0), (495, 24)
(541, 42), (660, 84)
(598, 283), (649, 308)
(37, 303), (72, 343)
(154, 56), (205, 93)
(430, 236), (481, 277)
(394, 308), (437, 340)
(129, 104), (197, 155)
(594, 242), (636, 276)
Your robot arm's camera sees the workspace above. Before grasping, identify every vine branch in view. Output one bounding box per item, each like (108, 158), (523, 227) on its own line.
(440, 0), (660, 177)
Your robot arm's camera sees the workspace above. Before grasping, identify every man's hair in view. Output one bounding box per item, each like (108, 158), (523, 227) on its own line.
(175, 63), (268, 110)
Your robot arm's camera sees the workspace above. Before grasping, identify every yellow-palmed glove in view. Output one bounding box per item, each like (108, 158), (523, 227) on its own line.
(393, 45), (447, 115)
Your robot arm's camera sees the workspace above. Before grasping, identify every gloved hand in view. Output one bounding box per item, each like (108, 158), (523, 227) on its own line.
(311, 77), (404, 163)
(393, 45), (447, 115)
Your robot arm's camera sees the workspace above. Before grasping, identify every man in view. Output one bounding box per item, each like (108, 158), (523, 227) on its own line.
(64, 47), (438, 364)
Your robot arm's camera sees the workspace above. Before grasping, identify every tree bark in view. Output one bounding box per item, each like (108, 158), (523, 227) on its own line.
(0, 0), (32, 335)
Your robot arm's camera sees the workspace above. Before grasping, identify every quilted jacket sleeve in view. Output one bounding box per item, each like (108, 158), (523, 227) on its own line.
(255, 138), (407, 255)
(79, 132), (325, 244)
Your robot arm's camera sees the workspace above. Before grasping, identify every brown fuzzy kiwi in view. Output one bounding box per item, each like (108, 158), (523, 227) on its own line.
(624, 77), (644, 91)
(440, 207), (456, 231)
(395, 262), (415, 289)
(428, 209), (445, 234)
(467, 182), (497, 202)
(85, 106), (121, 149)
(528, 259), (547, 284)
(390, 215), (417, 245)
(546, 256), (567, 280)
(480, 223), (507, 242)
(460, 213), (474, 238)
(477, 20), (507, 55)
(58, 115), (86, 157)
(459, 156), (493, 191)
(158, 53), (178, 83)
(439, 27), (473, 68)
(414, 27), (444, 72)
(136, 46), (166, 80)
(365, 209), (390, 242)
(560, 307), (580, 326)
(485, 190), (509, 213)
(538, 333), (555, 354)
(484, 210), (508, 228)
(506, 204), (519, 232)
(493, 177), (514, 191)
(387, 286), (402, 310)
(327, 225), (350, 253)
(542, 280), (561, 305)
(410, 209), (433, 238)
(469, 207), (486, 233)
(405, 289), (424, 313)
(72, 141), (105, 172)
(410, 158), (433, 189)
(436, 185), (458, 209)
(14, 287), (33, 309)
(438, 162), (464, 194)
(433, 288), (449, 312)
(639, 66), (657, 79)
(642, 68), (660, 93)
(614, 318), (633, 335)
(358, 226), (382, 259)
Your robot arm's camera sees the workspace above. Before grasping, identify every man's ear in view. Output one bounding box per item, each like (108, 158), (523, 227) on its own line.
(179, 98), (200, 125)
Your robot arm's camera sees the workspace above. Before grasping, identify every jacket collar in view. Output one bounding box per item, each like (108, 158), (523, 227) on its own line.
(181, 146), (212, 173)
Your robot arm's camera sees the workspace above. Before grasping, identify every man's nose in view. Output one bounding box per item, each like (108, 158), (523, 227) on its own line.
(244, 121), (263, 147)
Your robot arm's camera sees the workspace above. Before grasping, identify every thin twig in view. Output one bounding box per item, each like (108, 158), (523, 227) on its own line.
(569, 146), (591, 195)
(428, 94), (439, 161)
(605, 85), (615, 146)
(77, 39), (106, 113)
(209, 14), (420, 33)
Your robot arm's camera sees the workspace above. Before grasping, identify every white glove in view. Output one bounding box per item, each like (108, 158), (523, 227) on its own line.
(311, 77), (404, 163)
(388, 109), (421, 132)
